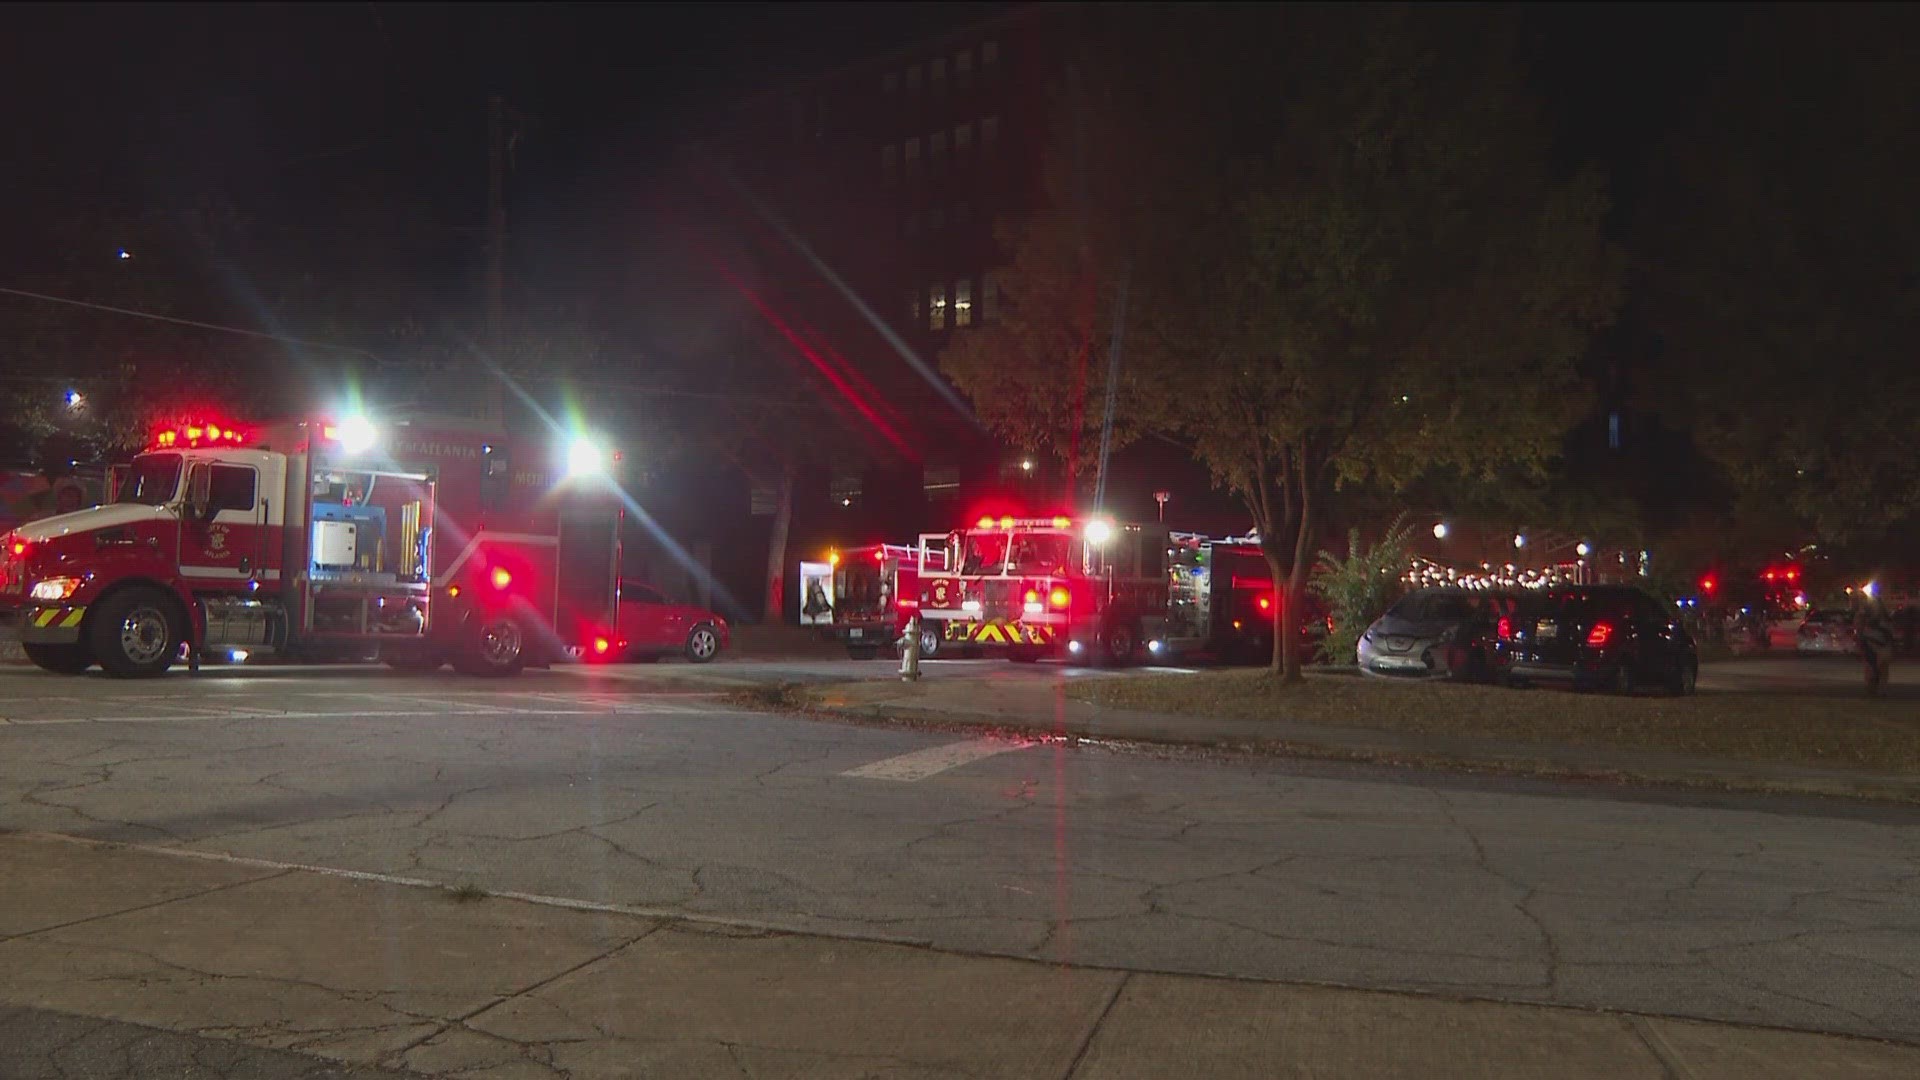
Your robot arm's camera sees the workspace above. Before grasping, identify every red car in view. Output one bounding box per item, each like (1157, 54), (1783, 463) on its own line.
(611, 583), (729, 663)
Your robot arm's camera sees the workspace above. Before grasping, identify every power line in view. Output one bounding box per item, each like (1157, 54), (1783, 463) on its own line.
(0, 285), (381, 361)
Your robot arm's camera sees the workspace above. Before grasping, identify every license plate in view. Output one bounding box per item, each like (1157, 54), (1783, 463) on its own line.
(1377, 655), (1426, 669)
(848, 629), (865, 640)
(1535, 620), (1558, 640)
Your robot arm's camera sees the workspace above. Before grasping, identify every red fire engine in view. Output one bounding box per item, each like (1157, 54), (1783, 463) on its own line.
(815, 537), (952, 659)
(907, 515), (1315, 664)
(0, 414), (623, 678)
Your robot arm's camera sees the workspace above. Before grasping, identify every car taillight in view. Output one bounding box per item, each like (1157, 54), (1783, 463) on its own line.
(1049, 586), (1070, 609)
(1497, 617), (1512, 641)
(1586, 622), (1613, 647)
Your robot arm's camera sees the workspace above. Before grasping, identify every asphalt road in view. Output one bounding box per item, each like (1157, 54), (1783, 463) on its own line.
(0, 659), (1916, 1045)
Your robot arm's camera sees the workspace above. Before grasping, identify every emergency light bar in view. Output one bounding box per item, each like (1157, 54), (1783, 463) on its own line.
(972, 516), (1076, 530)
(152, 424), (247, 450)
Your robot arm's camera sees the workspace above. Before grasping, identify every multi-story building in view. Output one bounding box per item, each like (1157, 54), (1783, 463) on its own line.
(698, 5), (1092, 519)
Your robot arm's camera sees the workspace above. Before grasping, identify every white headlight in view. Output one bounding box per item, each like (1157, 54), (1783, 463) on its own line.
(1084, 520), (1113, 545)
(335, 415), (378, 454)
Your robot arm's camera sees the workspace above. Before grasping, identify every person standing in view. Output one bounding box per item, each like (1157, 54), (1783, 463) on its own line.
(1855, 594), (1896, 697)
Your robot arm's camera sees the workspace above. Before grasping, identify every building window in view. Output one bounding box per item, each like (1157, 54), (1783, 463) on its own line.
(904, 136), (921, 175)
(883, 71), (898, 94)
(923, 465), (960, 500)
(906, 64), (922, 93)
(955, 50), (973, 91)
(930, 58), (946, 92)
(830, 475), (862, 508)
(981, 115), (999, 155)
(954, 121), (973, 159)
(908, 287), (922, 325)
(929, 283), (947, 331)
(881, 144), (899, 185)
(930, 129), (947, 171)
(954, 279), (973, 327)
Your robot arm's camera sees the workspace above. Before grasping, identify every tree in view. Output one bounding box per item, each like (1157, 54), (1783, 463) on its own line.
(1638, 8), (1920, 548)
(943, 7), (1621, 680)
(1311, 514), (1417, 665)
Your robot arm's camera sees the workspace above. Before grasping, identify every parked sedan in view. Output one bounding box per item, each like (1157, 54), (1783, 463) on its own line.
(614, 583), (729, 663)
(1500, 585), (1698, 694)
(1358, 588), (1515, 681)
(1795, 609), (1857, 656)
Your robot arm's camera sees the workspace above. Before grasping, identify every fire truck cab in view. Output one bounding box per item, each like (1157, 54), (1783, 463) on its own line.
(1, 414), (622, 678)
(919, 516), (1171, 664)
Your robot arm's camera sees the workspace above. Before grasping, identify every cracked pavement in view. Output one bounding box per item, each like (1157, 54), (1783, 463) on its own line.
(1, 660), (1918, 1075)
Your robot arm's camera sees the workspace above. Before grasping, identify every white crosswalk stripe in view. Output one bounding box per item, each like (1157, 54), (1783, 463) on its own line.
(841, 737), (1033, 782)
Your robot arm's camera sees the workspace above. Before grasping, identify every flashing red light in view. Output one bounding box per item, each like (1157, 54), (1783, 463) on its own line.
(875, 549), (888, 562)
(447, 584), (462, 599)
(1023, 589), (1040, 604)
(593, 636), (611, 655)
(976, 516), (995, 529)
(9, 540), (25, 557)
(999, 516), (1015, 529)
(185, 426), (203, 441)
(1700, 575), (1717, 594)
(1497, 616), (1512, 641)
(1586, 621), (1614, 648)
(1048, 586), (1070, 609)
(205, 424), (221, 440)
(1786, 568), (1799, 582)
(1763, 570), (1777, 583)
(490, 567), (513, 590)
(898, 598), (920, 609)
(1257, 595), (1273, 613)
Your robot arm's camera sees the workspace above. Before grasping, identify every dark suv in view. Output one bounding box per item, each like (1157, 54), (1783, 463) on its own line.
(1500, 585), (1698, 695)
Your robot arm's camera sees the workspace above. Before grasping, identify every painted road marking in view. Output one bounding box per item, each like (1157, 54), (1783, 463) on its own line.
(842, 737), (1033, 782)
(0, 702), (731, 726)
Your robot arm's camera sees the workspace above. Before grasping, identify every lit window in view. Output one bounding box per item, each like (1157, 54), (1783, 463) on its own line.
(930, 129), (946, 170)
(955, 121), (973, 157)
(906, 64), (922, 92)
(883, 71), (898, 94)
(881, 144), (898, 184)
(955, 279), (973, 327)
(981, 116), (999, 153)
(929, 283), (947, 330)
(930, 58), (946, 91)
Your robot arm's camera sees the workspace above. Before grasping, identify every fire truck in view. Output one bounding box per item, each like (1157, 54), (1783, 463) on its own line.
(814, 537), (952, 659)
(910, 515), (1312, 664)
(0, 414), (623, 678)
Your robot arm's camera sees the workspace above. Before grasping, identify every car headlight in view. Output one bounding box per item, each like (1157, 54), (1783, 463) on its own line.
(30, 576), (82, 602)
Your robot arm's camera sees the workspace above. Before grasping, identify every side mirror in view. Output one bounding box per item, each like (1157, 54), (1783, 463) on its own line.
(186, 464), (212, 522)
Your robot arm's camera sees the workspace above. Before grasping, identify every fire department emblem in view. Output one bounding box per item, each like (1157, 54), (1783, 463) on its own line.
(930, 578), (952, 607)
(207, 524), (230, 554)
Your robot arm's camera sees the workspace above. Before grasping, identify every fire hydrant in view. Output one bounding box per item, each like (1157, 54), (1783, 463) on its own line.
(900, 614), (922, 682)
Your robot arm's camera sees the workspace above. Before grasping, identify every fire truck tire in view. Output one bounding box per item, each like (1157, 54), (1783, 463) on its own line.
(685, 624), (722, 663)
(456, 615), (525, 677)
(88, 588), (183, 679)
(1099, 621), (1140, 666)
(23, 643), (93, 675)
(846, 644), (881, 661)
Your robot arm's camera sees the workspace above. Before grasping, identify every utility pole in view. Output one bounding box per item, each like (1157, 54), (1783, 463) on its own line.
(484, 92), (508, 421)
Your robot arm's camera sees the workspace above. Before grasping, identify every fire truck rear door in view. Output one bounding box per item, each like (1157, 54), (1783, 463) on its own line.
(556, 507), (620, 648)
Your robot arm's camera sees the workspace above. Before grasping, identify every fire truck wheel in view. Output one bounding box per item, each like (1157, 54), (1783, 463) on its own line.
(457, 615), (525, 677)
(23, 643), (93, 675)
(1099, 621), (1140, 666)
(685, 624), (722, 664)
(89, 588), (183, 678)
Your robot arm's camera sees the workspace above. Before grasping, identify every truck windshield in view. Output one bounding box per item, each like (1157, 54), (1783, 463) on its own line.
(1009, 533), (1070, 575)
(116, 454), (182, 506)
(960, 532), (1008, 574)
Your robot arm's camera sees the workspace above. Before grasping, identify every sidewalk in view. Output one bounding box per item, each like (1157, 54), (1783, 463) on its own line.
(787, 676), (1920, 803)
(2, 831), (1915, 1079)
